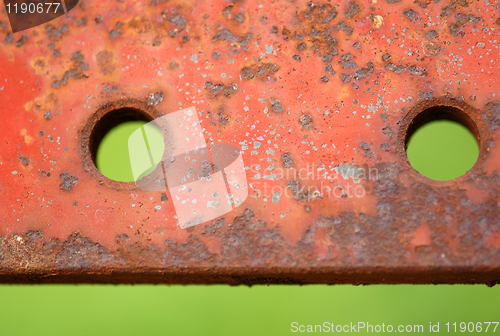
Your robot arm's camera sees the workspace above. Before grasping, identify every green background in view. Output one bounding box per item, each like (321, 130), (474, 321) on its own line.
(1, 120), (496, 335)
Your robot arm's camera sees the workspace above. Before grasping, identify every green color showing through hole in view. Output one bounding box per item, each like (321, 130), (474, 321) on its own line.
(96, 121), (165, 182)
(406, 120), (479, 181)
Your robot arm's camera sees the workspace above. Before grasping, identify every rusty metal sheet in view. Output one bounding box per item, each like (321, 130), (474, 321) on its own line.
(1, 0), (500, 284)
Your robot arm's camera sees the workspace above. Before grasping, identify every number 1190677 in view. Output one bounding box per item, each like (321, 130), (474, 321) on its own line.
(5, 2), (63, 14)
(445, 322), (499, 333)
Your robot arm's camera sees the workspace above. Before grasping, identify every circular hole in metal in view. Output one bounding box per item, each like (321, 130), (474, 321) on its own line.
(405, 105), (479, 181)
(91, 107), (164, 182)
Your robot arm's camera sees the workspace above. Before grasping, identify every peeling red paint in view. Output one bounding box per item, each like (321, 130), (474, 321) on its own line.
(411, 223), (432, 249)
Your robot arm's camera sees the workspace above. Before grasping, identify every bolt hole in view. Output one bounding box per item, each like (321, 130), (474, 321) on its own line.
(405, 105), (479, 181)
(91, 107), (164, 182)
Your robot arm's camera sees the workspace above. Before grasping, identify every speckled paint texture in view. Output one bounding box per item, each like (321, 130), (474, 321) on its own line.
(1, 0), (500, 284)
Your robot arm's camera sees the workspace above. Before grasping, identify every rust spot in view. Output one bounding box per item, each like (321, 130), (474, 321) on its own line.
(333, 21), (353, 35)
(205, 81), (238, 99)
(424, 30), (439, 40)
(43, 111), (52, 120)
(76, 17), (88, 27)
(339, 53), (357, 69)
(234, 13), (244, 23)
(59, 171), (79, 192)
(95, 50), (117, 76)
(168, 13), (186, 27)
(38, 170), (51, 177)
(168, 61), (180, 71)
(241, 62), (279, 81)
(116, 234), (130, 244)
(300, 114), (313, 129)
(482, 101), (500, 131)
(359, 142), (374, 158)
(212, 28), (253, 51)
(296, 42), (307, 51)
(128, 16), (153, 34)
(403, 9), (419, 21)
(448, 13), (481, 37)
(341, 73), (351, 84)
(212, 51), (222, 59)
(344, 1), (360, 19)
(270, 98), (283, 113)
(352, 63), (374, 81)
(409, 65), (427, 76)
(4, 32), (13, 43)
(55, 233), (117, 270)
(30, 57), (47, 74)
(287, 180), (312, 202)
(18, 156), (29, 166)
(299, 2), (338, 25)
(385, 63), (407, 74)
(419, 90), (434, 100)
(109, 22), (123, 39)
(282, 27), (291, 40)
(45, 24), (68, 41)
(207, 105), (231, 125)
(425, 43), (442, 55)
(147, 92), (164, 106)
(15, 34), (28, 47)
(52, 52), (89, 88)
(281, 152), (294, 168)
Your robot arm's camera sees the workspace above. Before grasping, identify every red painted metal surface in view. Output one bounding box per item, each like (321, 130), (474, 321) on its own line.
(1, 0), (500, 284)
